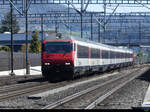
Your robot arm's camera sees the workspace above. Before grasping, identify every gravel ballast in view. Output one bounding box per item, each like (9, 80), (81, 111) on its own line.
(0, 73), (122, 109)
(95, 68), (150, 109)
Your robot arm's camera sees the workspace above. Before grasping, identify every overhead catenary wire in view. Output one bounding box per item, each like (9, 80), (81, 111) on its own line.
(8, 0), (23, 15)
(135, 0), (150, 10)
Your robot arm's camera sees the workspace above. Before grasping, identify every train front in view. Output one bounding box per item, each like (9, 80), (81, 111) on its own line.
(42, 40), (74, 80)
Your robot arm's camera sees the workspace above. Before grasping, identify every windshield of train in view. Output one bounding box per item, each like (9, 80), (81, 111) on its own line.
(44, 42), (72, 53)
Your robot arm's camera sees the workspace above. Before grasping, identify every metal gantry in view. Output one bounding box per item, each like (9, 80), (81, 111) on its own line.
(1, 0), (150, 5)
(24, 0), (30, 75)
(12, 12), (150, 18)
(13, 12), (150, 46)
(9, 0), (15, 76)
(7, 0), (32, 75)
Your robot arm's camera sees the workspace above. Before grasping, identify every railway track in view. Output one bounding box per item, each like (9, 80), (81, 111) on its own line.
(84, 70), (143, 109)
(0, 79), (70, 102)
(42, 65), (149, 109)
(0, 64), (133, 87)
(0, 72), (113, 102)
(0, 70), (107, 102)
(0, 82), (53, 102)
(0, 64), (146, 108)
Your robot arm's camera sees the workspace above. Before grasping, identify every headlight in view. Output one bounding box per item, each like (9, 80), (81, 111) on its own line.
(44, 63), (50, 65)
(65, 62), (71, 65)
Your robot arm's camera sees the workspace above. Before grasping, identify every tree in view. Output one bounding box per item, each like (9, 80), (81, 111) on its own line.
(20, 44), (31, 53)
(0, 46), (10, 52)
(136, 49), (143, 59)
(136, 48), (144, 64)
(30, 30), (41, 53)
(0, 11), (20, 33)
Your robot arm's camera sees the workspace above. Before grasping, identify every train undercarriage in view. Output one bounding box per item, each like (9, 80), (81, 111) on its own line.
(42, 62), (133, 82)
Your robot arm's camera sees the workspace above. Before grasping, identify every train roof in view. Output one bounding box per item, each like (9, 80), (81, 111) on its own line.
(44, 33), (133, 53)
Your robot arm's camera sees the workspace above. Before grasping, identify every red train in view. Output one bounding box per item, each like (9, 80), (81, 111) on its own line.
(42, 33), (134, 81)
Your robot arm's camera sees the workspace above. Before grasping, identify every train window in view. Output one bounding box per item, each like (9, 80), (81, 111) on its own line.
(127, 53), (129, 58)
(102, 50), (109, 59)
(120, 52), (124, 58)
(124, 53), (125, 58)
(106, 51), (109, 58)
(110, 51), (114, 59)
(119, 52), (121, 58)
(126, 53), (128, 58)
(78, 45), (89, 58)
(119, 53), (121, 58)
(122, 53), (124, 58)
(120, 53), (122, 58)
(91, 48), (100, 58)
(115, 52), (117, 58)
(128, 53), (131, 58)
(102, 50), (105, 58)
(44, 42), (73, 53)
(112, 51), (116, 59)
(121, 53), (123, 58)
(109, 51), (112, 58)
(114, 52), (116, 58)
(110, 51), (115, 59)
(116, 52), (119, 58)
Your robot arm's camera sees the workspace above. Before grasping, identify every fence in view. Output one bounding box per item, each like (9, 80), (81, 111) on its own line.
(0, 52), (41, 71)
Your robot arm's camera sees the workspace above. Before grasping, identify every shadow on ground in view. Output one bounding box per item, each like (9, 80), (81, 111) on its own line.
(17, 77), (46, 83)
(136, 68), (150, 83)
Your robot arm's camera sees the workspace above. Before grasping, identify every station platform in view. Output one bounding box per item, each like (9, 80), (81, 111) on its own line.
(142, 84), (150, 109)
(0, 66), (42, 77)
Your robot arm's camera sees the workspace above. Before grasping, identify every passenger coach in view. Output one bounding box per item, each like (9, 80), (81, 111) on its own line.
(42, 33), (134, 80)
